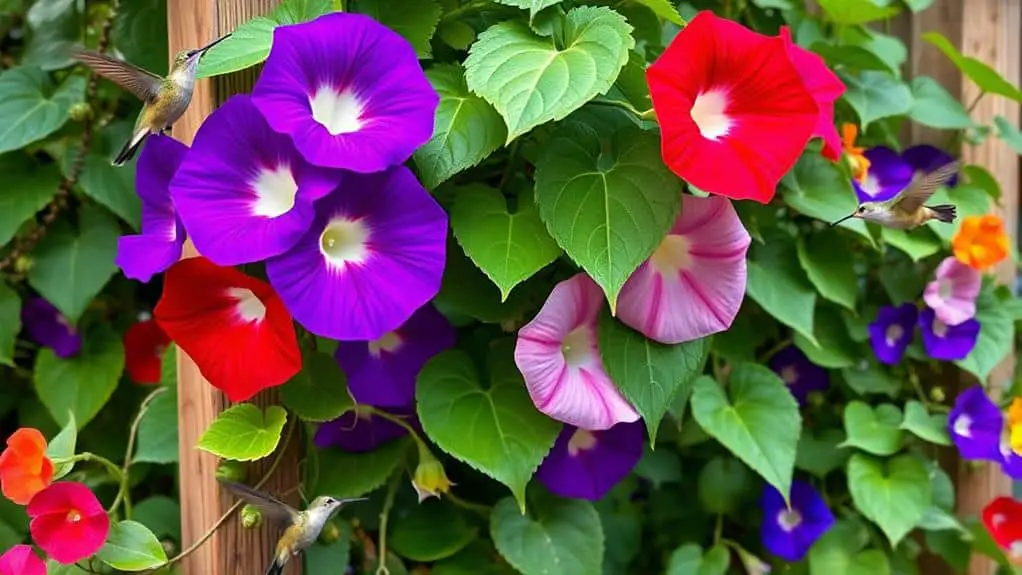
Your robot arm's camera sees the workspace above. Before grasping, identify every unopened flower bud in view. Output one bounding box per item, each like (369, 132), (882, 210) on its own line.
(69, 102), (92, 122)
(318, 520), (341, 544)
(216, 460), (247, 483)
(807, 390), (825, 408)
(930, 386), (946, 403)
(14, 255), (32, 274)
(241, 504), (262, 529)
(412, 445), (453, 502)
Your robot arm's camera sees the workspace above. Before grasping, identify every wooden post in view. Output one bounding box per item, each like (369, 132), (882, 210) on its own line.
(909, 1), (1020, 573)
(168, 2), (303, 574)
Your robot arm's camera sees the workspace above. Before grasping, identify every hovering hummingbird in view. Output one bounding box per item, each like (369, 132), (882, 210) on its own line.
(219, 479), (365, 575)
(70, 33), (232, 166)
(830, 160), (960, 230)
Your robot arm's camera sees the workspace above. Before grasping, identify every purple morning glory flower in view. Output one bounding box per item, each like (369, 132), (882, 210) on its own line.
(251, 12), (439, 173)
(868, 303), (917, 365)
(903, 144), (959, 188)
(768, 346), (829, 406)
(760, 479), (835, 562)
(314, 405), (417, 453)
(998, 437), (1022, 479)
(919, 307), (979, 361)
(169, 94), (343, 267)
(534, 421), (644, 501)
(948, 386), (1004, 461)
(21, 297), (81, 358)
(853, 146), (914, 203)
(265, 166), (447, 341)
(116, 134), (188, 283)
(336, 304), (455, 408)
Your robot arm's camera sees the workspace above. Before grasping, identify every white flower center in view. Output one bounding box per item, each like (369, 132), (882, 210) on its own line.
(780, 365), (798, 385)
(251, 165), (298, 218)
(560, 327), (591, 367)
(650, 234), (691, 275)
(992, 513), (1007, 528)
(932, 317), (949, 338)
(1010, 540), (1022, 561)
(368, 331), (402, 357)
(777, 508), (803, 532)
(567, 429), (598, 456)
(952, 414), (972, 438)
(861, 174), (880, 198)
(319, 218), (369, 269)
(227, 287), (266, 323)
(885, 324), (904, 347)
(310, 87), (365, 135)
(690, 90), (732, 140)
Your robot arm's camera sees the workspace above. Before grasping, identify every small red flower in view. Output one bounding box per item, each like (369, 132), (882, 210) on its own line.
(123, 319), (172, 384)
(646, 11), (818, 203)
(28, 481), (109, 564)
(154, 256), (301, 402)
(0, 545), (46, 575)
(779, 26), (845, 163)
(0, 428), (54, 505)
(983, 496), (1022, 563)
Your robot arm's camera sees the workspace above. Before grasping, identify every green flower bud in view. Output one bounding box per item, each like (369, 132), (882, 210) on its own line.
(216, 460), (247, 483)
(241, 504), (262, 529)
(930, 386), (946, 403)
(412, 445), (453, 503)
(69, 102), (92, 122)
(13, 256), (33, 275)
(807, 390), (825, 408)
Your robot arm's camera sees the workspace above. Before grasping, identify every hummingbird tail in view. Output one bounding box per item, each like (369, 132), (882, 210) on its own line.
(927, 204), (957, 223)
(263, 556), (285, 575)
(112, 130), (149, 166)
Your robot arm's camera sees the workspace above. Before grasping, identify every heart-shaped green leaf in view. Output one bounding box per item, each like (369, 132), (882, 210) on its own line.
(0, 66), (85, 154)
(847, 453), (932, 546)
(793, 304), (860, 369)
(840, 401), (906, 456)
(34, 323), (124, 429)
(796, 429), (850, 478)
(956, 285), (1015, 382)
(134, 386), (179, 465)
(797, 231), (858, 311)
(923, 32), (1022, 103)
(808, 519), (892, 575)
(0, 157), (58, 247)
(899, 400), (951, 445)
(781, 152), (873, 243)
(909, 76), (973, 130)
(490, 496), (602, 575)
(840, 70), (913, 130)
(349, 0), (442, 58)
(197, 403), (288, 462)
(280, 351), (354, 422)
(746, 239), (818, 347)
(465, 6), (634, 141)
(390, 499), (478, 562)
(96, 520), (168, 571)
(881, 227), (942, 262)
(46, 412), (77, 480)
(417, 346), (560, 508)
(666, 543), (730, 575)
(534, 128), (681, 311)
(598, 313), (710, 442)
(312, 438), (409, 498)
(690, 363), (801, 502)
(451, 185), (561, 301)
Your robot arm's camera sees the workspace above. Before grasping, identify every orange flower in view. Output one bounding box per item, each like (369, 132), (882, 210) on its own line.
(952, 215), (1010, 271)
(841, 123), (870, 184)
(0, 429), (53, 505)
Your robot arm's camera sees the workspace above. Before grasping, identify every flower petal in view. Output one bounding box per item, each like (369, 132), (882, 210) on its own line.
(514, 273), (639, 430)
(852, 146), (913, 202)
(251, 12), (439, 173)
(923, 256), (981, 326)
(535, 422), (644, 500)
(780, 26), (845, 162)
(265, 166), (447, 341)
(948, 386), (1004, 461)
(153, 257), (301, 402)
(919, 307), (979, 361)
(28, 482), (109, 565)
(617, 195), (749, 343)
(867, 303), (917, 365)
(647, 11), (818, 203)
(903, 144), (959, 187)
(20, 297), (81, 359)
(768, 346), (829, 406)
(0, 545), (45, 575)
(0, 428), (53, 505)
(123, 319), (171, 384)
(760, 479), (834, 562)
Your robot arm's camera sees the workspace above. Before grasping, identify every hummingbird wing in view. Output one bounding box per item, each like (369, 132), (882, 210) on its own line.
(219, 480), (300, 526)
(70, 48), (162, 103)
(888, 160), (960, 213)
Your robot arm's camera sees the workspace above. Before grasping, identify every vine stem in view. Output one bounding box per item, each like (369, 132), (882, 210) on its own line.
(375, 469), (403, 575)
(144, 417), (297, 573)
(370, 408), (429, 448)
(439, 0), (490, 24)
(110, 387), (167, 518)
(757, 339), (792, 363)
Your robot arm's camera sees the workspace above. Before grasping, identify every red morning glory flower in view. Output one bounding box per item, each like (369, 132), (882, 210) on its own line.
(28, 481), (109, 564)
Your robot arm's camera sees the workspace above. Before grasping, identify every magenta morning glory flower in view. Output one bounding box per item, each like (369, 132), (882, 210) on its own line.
(535, 421), (644, 501)
(335, 303), (455, 408)
(314, 405), (416, 453)
(760, 479), (835, 562)
(117, 134), (188, 283)
(923, 256), (981, 326)
(919, 307), (979, 361)
(265, 166), (447, 341)
(949, 386), (1004, 461)
(903, 144), (959, 188)
(868, 303), (917, 365)
(21, 297), (81, 358)
(170, 94), (343, 267)
(853, 146), (913, 203)
(768, 346), (829, 406)
(251, 12), (438, 173)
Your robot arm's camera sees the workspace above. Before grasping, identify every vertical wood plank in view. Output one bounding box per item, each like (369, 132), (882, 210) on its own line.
(168, 1), (303, 574)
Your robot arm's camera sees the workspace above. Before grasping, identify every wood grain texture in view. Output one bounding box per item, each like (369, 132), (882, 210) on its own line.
(168, 1), (303, 574)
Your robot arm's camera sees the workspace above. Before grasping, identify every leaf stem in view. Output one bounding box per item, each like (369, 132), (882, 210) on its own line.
(54, 453), (124, 494)
(446, 491), (491, 517)
(498, 139), (520, 194)
(369, 408), (429, 449)
(375, 469), (403, 575)
(757, 338), (791, 363)
(111, 387), (167, 519)
(713, 513), (724, 544)
(440, 0), (490, 24)
(589, 98), (652, 120)
(143, 416), (297, 573)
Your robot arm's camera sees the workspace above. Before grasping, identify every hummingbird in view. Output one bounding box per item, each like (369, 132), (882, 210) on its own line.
(69, 33), (232, 166)
(830, 160), (961, 230)
(219, 479), (365, 575)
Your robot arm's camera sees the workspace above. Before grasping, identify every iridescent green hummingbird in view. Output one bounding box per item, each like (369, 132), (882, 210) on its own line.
(830, 160), (960, 230)
(70, 33), (232, 166)
(219, 479), (365, 575)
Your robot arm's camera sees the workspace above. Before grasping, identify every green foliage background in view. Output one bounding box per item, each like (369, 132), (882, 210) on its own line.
(1, 0), (1021, 573)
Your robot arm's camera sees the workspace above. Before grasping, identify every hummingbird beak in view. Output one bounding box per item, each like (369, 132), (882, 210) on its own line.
(830, 213), (856, 227)
(339, 497), (369, 506)
(188, 32), (233, 59)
